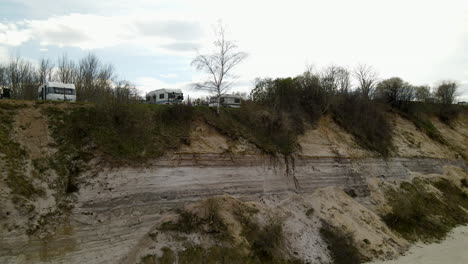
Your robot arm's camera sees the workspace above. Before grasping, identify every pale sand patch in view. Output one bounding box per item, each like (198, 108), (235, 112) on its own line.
(391, 115), (457, 159)
(306, 187), (408, 260)
(177, 119), (259, 154)
(368, 225), (468, 264)
(13, 106), (54, 159)
(298, 116), (371, 158)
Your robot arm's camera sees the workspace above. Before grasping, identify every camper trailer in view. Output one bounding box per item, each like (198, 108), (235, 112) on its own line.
(0, 87), (11, 99)
(38, 82), (76, 102)
(209, 94), (241, 108)
(146, 89), (184, 104)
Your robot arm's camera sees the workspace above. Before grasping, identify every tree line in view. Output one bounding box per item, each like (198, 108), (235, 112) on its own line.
(0, 53), (138, 103)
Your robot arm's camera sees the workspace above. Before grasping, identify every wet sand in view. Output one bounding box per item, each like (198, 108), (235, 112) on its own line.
(369, 225), (468, 264)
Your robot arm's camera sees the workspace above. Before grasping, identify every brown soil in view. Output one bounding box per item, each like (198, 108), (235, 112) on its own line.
(13, 107), (54, 160)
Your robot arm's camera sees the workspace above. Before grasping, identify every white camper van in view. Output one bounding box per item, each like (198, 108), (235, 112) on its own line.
(146, 89), (184, 104)
(209, 94), (241, 108)
(38, 82), (76, 102)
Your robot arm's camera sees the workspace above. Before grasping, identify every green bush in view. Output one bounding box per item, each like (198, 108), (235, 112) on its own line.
(197, 103), (301, 155)
(46, 103), (193, 162)
(331, 93), (393, 156)
(398, 104), (447, 145)
(250, 74), (394, 157)
(320, 221), (361, 264)
(382, 178), (468, 241)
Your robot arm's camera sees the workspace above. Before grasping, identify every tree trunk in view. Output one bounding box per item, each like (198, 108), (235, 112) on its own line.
(217, 93), (221, 114)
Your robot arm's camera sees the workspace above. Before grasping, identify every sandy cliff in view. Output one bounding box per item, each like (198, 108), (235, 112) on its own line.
(0, 102), (466, 264)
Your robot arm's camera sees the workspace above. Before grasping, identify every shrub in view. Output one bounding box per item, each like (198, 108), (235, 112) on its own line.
(375, 77), (414, 109)
(197, 103), (302, 155)
(250, 220), (285, 262)
(46, 103), (193, 162)
(461, 179), (468, 188)
(438, 105), (461, 125)
(331, 93), (393, 156)
(320, 221), (361, 264)
(159, 199), (228, 239)
(382, 178), (468, 241)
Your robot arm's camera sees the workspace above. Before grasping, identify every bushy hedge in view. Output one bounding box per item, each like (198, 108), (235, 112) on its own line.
(46, 103), (194, 162)
(251, 73), (394, 156)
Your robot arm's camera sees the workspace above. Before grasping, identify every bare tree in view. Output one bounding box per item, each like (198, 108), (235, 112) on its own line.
(353, 64), (378, 100)
(114, 80), (138, 103)
(376, 77), (414, 108)
(0, 64), (7, 88)
(56, 54), (76, 83)
(435, 80), (458, 105)
(191, 22), (247, 113)
(336, 67), (351, 94)
(414, 85), (431, 102)
(319, 65), (340, 94)
(6, 56), (38, 99)
(38, 58), (54, 84)
(318, 65), (351, 95)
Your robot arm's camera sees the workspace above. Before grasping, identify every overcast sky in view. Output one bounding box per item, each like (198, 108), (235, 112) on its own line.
(1, 0), (467, 100)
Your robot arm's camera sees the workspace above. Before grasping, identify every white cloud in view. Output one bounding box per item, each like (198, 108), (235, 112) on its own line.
(0, 23), (32, 46)
(0, 13), (205, 53)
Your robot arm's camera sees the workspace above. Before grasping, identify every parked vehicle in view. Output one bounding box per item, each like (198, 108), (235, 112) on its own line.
(146, 89), (184, 104)
(38, 82), (76, 102)
(209, 94), (241, 108)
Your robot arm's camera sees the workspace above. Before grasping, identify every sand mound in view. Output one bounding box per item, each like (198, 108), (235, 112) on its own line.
(178, 119), (259, 154)
(298, 116), (372, 158)
(307, 187), (409, 261)
(430, 117), (468, 159)
(391, 115), (457, 159)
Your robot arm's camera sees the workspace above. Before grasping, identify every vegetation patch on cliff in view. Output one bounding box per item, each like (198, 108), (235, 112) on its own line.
(0, 102), (44, 199)
(197, 103), (300, 155)
(319, 221), (362, 264)
(45, 103), (193, 162)
(251, 75), (394, 156)
(382, 177), (468, 241)
(331, 93), (393, 156)
(154, 196), (301, 264)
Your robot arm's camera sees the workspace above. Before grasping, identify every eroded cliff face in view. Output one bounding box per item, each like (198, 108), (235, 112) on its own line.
(0, 102), (467, 264)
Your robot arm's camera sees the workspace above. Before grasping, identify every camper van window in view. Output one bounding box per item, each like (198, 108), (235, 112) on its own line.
(168, 93), (175, 99)
(53, 88), (75, 95)
(220, 98), (225, 103)
(159, 93), (165, 99)
(234, 98), (240, 103)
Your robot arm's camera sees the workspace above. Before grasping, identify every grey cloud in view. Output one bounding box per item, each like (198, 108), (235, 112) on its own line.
(136, 20), (203, 41)
(36, 24), (89, 45)
(8, 0), (175, 19)
(161, 41), (200, 52)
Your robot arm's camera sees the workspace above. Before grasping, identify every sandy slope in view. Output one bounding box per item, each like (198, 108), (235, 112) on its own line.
(368, 225), (468, 264)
